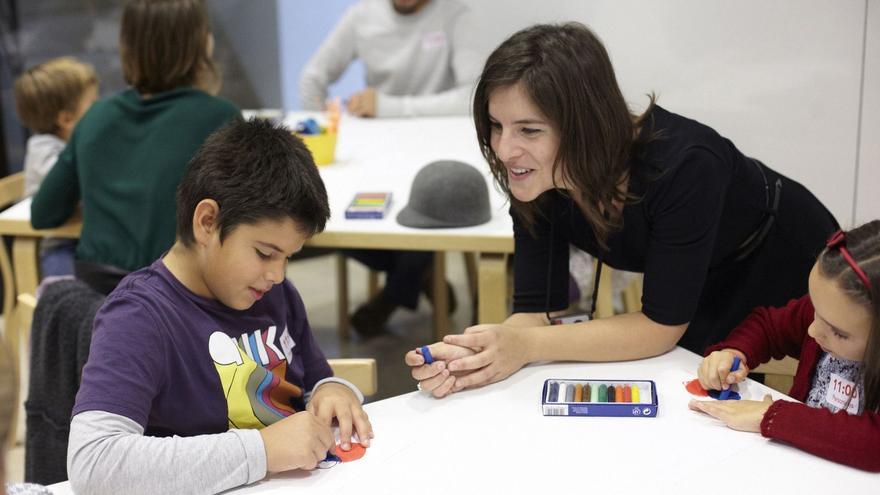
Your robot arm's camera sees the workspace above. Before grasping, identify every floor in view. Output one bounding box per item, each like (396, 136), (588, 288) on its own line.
(298, 251), (475, 401)
(4, 250), (476, 484)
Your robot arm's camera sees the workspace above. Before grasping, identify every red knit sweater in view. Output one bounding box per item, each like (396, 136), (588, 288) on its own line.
(704, 295), (880, 472)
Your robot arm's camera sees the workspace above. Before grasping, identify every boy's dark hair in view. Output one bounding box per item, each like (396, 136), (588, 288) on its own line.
(818, 219), (880, 411)
(176, 118), (330, 245)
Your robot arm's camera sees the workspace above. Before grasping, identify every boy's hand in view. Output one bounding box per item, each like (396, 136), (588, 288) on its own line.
(308, 382), (373, 451)
(260, 410), (332, 473)
(404, 342), (476, 398)
(698, 349), (749, 391)
(688, 395), (774, 432)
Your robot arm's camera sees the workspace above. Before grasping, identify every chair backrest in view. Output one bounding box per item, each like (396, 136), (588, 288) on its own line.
(0, 172), (25, 210)
(753, 356), (799, 394)
(327, 358), (378, 397)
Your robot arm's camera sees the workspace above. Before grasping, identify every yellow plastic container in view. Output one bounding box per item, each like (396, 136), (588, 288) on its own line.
(297, 131), (337, 166)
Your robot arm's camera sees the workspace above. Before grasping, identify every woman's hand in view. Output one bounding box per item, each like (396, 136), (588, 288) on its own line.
(404, 342), (476, 398)
(698, 349), (749, 391)
(688, 395), (774, 432)
(442, 324), (532, 392)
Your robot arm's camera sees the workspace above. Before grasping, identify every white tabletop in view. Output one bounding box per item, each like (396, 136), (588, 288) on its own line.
(285, 112), (513, 241)
(49, 347), (878, 494)
(0, 196), (33, 222)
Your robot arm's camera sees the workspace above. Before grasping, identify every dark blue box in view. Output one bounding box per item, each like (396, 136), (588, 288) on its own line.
(541, 379), (658, 417)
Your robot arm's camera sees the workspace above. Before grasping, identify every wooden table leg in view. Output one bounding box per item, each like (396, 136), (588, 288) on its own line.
(477, 252), (508, 324)
(1, 235), (15, 341)
(336, 253), (350, 341)
(431, 251), (448, 341)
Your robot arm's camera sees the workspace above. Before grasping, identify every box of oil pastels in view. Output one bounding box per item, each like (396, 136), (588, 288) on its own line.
(541, 379), (658, 417)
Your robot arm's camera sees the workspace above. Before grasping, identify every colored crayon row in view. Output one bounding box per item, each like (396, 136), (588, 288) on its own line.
(546, 381), (648, 404)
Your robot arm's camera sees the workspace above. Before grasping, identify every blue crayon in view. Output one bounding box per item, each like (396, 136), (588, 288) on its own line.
(548, 381), (559, 402)
(719, 357), (741, 400)
(419, 345), (434, 365)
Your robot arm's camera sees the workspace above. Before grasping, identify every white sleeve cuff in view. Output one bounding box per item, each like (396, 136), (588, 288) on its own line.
(230, 428), (267, 485)
(307, 377), (365, 404)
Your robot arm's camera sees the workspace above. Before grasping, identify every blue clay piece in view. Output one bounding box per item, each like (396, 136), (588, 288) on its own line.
(708, 389), (741, 400)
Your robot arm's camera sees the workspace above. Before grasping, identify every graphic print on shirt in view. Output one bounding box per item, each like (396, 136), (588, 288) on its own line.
(208, 326), (303, 429)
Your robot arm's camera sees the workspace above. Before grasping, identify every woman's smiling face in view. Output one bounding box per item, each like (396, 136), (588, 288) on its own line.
(488, 82), (564, 203)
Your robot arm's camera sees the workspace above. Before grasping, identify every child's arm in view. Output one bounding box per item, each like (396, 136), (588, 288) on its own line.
(761, 400), (880, 472)
(690, 398), (880, 472)
(704, 295), (815, 370)
(68, 410), (268, 495)
(31, 137), (80, 228)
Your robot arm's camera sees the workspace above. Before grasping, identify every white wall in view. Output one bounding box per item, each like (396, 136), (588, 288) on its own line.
(857, 0), (880, 225)
(277, 0), (364, 111)
(463, 0), (870, 226)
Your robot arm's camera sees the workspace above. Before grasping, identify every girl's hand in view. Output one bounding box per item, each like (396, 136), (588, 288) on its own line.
(698, 349), (749, 391)
(688, 395), (774, 432)
(307, 382), (373, 450)
(404, 342), (476, 398)
(442, 324), (531, 392)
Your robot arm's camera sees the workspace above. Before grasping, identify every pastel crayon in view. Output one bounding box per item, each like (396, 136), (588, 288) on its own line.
(574, 384), (583, 402)
(565, 383), (575, 402)
(583, 383), (591, 402)
(623, 384), (632, 403)
(632, 384), (641, 403)
(548, 382), (559, 402)
(599, 384), (608, 402)
(591, 383), (599, 402)
(608, 385), (616, 402)
(558, 383), (567, 403)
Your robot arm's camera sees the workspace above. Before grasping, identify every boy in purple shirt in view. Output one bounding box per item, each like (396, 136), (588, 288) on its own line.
(68, 118), (373, 494)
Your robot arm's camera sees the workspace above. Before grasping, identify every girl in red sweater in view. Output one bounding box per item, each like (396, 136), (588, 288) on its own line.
(689, 220), (880, 471)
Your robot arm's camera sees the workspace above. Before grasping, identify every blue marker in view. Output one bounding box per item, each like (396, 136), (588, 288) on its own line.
(718, 356), (741, 400)
(419, 345), (434, 365)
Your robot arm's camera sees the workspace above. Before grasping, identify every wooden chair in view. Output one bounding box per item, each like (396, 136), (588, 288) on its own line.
(327, 358), (377, 397)
(593, 263), (644, 318)
(753, 356), (798, 394)
(0, 172), (25, 448)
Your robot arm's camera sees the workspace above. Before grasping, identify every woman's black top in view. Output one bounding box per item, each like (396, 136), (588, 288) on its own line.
(511, 106), (837, 353)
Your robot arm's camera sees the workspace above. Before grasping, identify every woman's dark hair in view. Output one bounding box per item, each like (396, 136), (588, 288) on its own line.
(120, 0), (219, 94)
(818, 219), (880, 411)
(176, 118), (330, 245)
(473, 22), (655, 248)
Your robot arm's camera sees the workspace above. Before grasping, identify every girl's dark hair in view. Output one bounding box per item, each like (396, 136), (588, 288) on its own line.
(818, 219), (880, 411)
(120, 0), (219, 94)
(473, 22), (655, 248)
(176, 118), (330, 245)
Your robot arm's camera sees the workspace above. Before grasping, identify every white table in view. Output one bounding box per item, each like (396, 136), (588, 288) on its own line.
(48, 347), (877, 493)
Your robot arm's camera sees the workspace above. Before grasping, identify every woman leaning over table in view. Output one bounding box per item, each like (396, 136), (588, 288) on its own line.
(406, 22), (838, 397)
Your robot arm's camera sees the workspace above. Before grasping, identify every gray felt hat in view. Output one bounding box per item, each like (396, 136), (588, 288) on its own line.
(396, 160), (491, 228)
